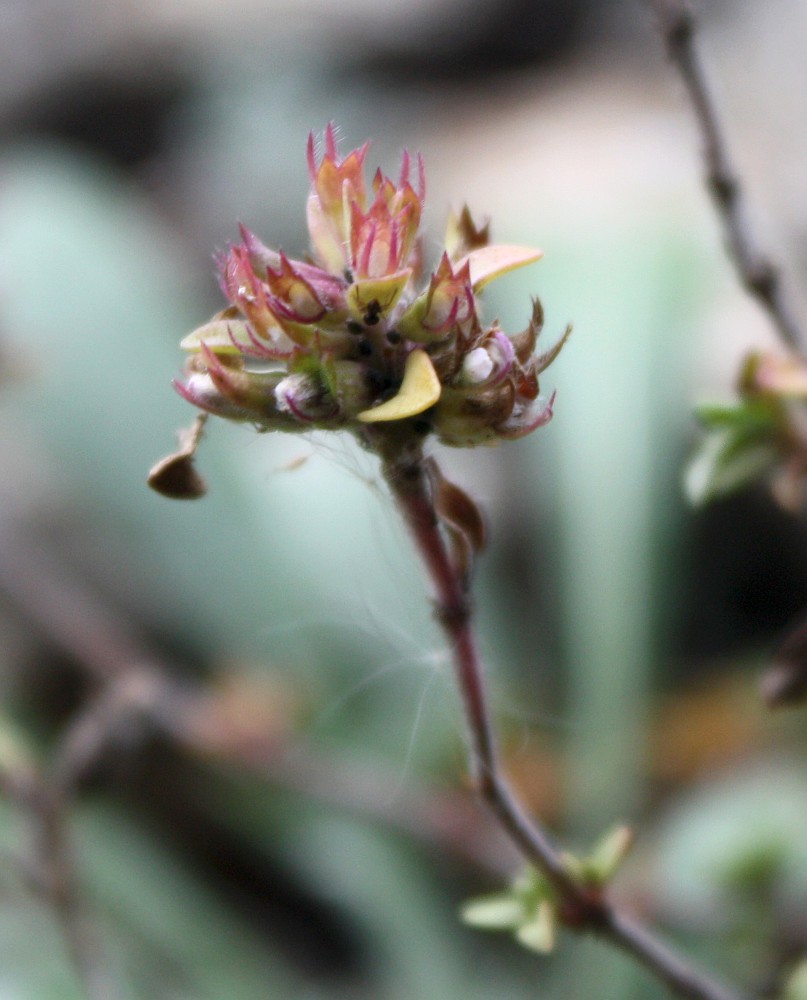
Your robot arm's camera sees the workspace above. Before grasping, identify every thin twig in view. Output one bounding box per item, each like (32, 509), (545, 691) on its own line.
(645, 0), (807, 354)
(0, 518), (515, 871)
(0, 740), (119, 1000)
(36, 792), (121, 1000)
(48, 671), (168, 798)
(383, 443), (747, 1000)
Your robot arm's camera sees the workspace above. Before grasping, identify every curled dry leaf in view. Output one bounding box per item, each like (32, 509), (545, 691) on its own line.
(428, 458), (486, 582)
(147, 414), (208, 499)
(147, 452), (207, 500)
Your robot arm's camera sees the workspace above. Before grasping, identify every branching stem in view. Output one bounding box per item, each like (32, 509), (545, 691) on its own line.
(646, 0), (807, 354)
(383, 441), (747, 1000)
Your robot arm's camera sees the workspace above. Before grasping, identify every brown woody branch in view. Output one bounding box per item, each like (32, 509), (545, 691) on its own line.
(646, 0), (807, 354)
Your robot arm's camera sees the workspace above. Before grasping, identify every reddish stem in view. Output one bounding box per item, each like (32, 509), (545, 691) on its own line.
(381, 443), (747, 1000)
(382, 447), (608, 902)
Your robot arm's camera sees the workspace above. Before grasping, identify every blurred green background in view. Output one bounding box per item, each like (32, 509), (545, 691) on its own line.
(1, 1), (807, 997)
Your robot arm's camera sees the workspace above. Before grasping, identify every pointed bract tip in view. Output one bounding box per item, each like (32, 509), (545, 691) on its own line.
(324, 122), (338, 159)
(306, 131), (316, 179)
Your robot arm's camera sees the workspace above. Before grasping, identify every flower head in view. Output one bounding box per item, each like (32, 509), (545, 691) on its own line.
(170, 125), (568, 463)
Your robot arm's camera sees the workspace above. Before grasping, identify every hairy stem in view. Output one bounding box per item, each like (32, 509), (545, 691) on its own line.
(380, 445), (578, 900)
(382, 442), (747, 1000)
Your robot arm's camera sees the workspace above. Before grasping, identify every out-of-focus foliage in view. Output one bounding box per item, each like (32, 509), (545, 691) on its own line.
(686, 352), (807, 509)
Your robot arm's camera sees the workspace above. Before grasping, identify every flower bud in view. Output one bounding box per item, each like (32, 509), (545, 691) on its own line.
(160, 125), (568, 487)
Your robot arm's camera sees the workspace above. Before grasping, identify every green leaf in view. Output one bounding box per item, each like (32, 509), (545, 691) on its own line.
(581, 825), (634, 887)
(693, 399), (779, 433)
(460, 894), (525, 930)
(514, 901), (556, 954)
(684, 427), (779, 504)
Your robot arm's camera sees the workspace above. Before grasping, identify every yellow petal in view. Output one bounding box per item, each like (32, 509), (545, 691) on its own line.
(358, 349), (441, 423)
(457, 245), (543, 292)
(347, 270), (411, 323)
